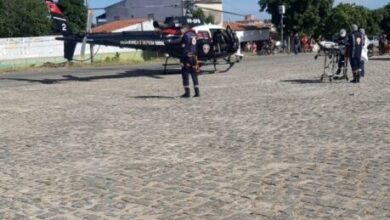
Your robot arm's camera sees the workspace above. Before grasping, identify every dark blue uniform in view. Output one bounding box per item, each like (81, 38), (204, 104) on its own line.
(181, 31), (200, 97)
(336, 36), (348, 76)
(293, 34), (300, 55)
(347, 31), (364, 82)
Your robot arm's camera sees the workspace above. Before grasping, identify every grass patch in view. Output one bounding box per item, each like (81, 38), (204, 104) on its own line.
(0, 51), (169, 74)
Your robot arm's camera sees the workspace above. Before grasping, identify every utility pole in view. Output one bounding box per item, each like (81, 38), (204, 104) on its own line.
(181, 0), (184, 16)
(87, 10), (94, 63)
(81, 0), (89, 59)
(279, 5), (285, 52)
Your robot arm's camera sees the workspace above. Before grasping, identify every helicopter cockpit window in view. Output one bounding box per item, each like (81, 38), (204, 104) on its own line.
(164, 17), (181, 27)
(211, 29), (230, 53)
(209, 29), (219, 37)
(212, 30), (227, 44)
(197, 31), (210, 40)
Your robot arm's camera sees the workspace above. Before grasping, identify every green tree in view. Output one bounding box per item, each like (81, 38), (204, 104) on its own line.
(380, 4), (390, 34)
(192, 8), (215, 24)
(57, 0), (87, 33)
(0, 1), (5, 36)
(0, 0), (51, 38)
(366, 8), (385, 35)
(324, 4), (371, 37)
(258, 0), (334, 37)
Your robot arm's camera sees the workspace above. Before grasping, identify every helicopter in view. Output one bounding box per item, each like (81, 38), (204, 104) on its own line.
(45, 0), (241, 73)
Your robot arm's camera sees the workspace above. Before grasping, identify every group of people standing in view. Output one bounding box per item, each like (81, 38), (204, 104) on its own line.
(335, 24), (369, 83)
(177, 23), (373, 98)
(292, 33), (316, 54)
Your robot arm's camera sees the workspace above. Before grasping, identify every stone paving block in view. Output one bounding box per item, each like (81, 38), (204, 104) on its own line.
(0, 55), (389, 219)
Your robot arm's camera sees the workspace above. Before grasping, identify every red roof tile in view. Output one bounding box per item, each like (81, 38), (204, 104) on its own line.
(92, 19), (147, 33)
(224, 21), (272, 31)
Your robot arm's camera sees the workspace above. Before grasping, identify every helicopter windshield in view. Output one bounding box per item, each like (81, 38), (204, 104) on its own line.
(209, 29), (223, 36)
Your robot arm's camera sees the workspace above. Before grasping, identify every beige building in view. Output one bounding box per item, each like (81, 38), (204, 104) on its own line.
(195, 0), (223, 24)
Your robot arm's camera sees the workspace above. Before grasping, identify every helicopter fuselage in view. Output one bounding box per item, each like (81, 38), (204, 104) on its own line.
(57, 24), (239, 63)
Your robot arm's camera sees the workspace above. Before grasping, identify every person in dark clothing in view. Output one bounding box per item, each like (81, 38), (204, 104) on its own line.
(293, 33), (300, 55)
(180, 26), (200, 98)
(334, 29), (348, 80)
(379, 34), (387, 55)
(347, 24), (364, 83)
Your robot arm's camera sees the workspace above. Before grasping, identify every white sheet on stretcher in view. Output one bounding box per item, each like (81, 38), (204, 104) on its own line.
(313, 41), (338, 52)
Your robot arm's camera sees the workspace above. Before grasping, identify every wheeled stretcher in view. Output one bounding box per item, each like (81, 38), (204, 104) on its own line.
(314, 41), (349, 82)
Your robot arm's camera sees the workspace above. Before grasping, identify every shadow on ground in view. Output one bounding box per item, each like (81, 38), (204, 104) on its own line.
(132, 95), (178, 99)
(369, 57), (390, 61)
(0, 68), (181, 85)
(281, 79), (323, 84)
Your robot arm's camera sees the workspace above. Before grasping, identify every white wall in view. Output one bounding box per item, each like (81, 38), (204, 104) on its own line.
(104, 0), (223, 23)
(114, 20), (155, 32)
(105, 1), (130, 22)
(0, 36), (136, 61)
(195, 3), (223, 25)
(131, 0), (184, 22)
(106, 0), (184, 22)
(236, 29), (270, 42)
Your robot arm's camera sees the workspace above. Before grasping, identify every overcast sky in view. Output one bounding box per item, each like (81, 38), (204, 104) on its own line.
(89, 0), (389, 20)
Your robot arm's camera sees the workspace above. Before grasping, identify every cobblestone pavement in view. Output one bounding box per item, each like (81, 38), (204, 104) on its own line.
(0, 55), (389, 219)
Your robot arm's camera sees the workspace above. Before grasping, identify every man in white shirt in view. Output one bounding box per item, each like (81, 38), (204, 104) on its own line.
(359, 28), (369, 78)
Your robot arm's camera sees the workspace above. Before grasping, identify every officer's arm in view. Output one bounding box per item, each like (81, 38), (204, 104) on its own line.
(181, 34), (187, 48)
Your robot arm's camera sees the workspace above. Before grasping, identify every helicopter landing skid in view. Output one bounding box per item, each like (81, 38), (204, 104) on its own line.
(163, 56), (181, 74)
(162, 56), (236, 74)
(208, 58), (236, 73)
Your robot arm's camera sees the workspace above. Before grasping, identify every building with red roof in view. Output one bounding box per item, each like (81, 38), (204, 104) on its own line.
(92, 19), (154, 33)
(224, 16), (273, 43)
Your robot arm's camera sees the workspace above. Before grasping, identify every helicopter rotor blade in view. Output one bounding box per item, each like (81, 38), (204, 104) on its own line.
(143, 4), (180, 8)
(195, 6), (246, 17)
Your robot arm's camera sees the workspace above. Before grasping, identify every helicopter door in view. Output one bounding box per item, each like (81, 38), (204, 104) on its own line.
(225, 26), (239, 52)
(196, 31), (212, 59)
(212, 29), (228, 54)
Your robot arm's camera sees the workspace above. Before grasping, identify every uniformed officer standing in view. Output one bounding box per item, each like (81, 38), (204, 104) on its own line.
(347, 24), (364, 83)
(334, 29), (348, 80)
(180, 25), (200, 98)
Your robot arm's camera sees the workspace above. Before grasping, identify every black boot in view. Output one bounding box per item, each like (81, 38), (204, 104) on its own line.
(333, 69), (341, 80)
(194, 87), (200, 97)
(181, 88), (190, 98)
(356, 71), (361, 83)
(350, 72), (357, 83)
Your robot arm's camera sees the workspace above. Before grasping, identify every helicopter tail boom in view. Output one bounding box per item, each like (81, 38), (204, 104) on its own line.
(53, 17), (78, 61)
